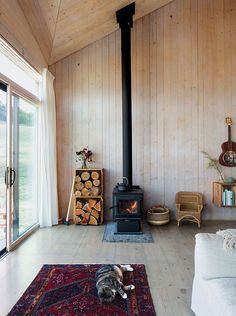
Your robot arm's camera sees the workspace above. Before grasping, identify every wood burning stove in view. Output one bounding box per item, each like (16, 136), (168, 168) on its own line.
(113, 188), (143, 220)
(113, 187), (143, 234)
(113, 2), (144, 234)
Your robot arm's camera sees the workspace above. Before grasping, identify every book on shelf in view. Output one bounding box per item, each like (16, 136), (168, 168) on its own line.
(222, 189), (235, 206)
(222, 190), (226, 205)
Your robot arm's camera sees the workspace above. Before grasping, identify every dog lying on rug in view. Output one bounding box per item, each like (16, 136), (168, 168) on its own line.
(95, 264), (135, 303)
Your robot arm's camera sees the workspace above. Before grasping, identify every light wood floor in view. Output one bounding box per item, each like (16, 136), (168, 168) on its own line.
(0, 220), (234, 316)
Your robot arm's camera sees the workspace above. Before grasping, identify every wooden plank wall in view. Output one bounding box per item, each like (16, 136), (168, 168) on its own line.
(50, 0), (236, 221)
(0, 0), (47, 71)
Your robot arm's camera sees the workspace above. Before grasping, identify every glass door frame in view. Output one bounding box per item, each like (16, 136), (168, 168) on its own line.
(0, 81), (7, 256)
(0, 73), (40, 251)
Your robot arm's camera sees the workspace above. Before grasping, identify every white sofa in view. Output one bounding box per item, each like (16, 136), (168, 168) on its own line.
(191, 233), (236, 316)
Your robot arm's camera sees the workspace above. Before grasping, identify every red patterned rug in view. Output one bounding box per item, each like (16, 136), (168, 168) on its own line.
(8, 264), (156, 316)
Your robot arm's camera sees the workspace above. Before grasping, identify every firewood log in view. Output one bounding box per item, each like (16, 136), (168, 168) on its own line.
(91, 171), (100, 180)
(75, 216), (82, 224)
(75, 182), (84, 190)
(80, 218), (88, 225)
(91, 209), (99, 219)
(94, 201), (101, 212)
(85, 180), (93, 189)
(82, 203), (88, 211)
(90, 186), (100, 196)
(89, 215), (98, 225)
(84, 212), (90, 221)
(75, 209), (85, 216)
(75, 175), (81, 182)
(85, 202), (92, 213)
(93, 179), (100, 187)
(81, 171), (90, 181)
(82, 187), (90, 196)
(75, 190), (82, 197)
(89, 199), (97, 208)
(76, 201), (83, 208)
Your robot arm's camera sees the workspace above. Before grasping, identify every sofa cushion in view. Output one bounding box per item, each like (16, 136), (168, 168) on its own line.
(207, 278), (236, 316)
(195, 233), (236, 279)
(191, 275), (236, 316)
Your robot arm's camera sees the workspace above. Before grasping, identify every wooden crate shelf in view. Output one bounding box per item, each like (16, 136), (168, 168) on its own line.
(213, 181), (236, 207)
(73, 168), (104, 225)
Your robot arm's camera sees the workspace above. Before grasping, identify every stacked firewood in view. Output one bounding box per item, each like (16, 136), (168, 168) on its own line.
(74, 171), (101, 197)
(74, 169), (103, 225)
(74, 199), (102, 225)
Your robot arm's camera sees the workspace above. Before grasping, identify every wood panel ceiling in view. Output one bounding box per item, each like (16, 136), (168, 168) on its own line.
(18, 0), (174, 65)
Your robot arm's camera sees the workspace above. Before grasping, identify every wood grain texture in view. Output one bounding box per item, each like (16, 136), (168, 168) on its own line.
(18, 0), (60, 63)
(0, 221), (235, 315)
(51, 0), (175, 63)
(0, 0), (47, 71)
(18, 0), (174, 64)
(50, 0), (236, 221)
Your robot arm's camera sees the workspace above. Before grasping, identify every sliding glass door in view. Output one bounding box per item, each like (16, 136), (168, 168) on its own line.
(12, 95), (38, 242)
(0, 85), (38, 253)
(0, 38), (41, 253)
(0, 82), (7, 256)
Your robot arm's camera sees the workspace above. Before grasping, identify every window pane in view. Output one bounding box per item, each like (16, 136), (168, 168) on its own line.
(0, 38), (41, 98)
(12, 95), (38, 241)
(0, 84), (7, 254)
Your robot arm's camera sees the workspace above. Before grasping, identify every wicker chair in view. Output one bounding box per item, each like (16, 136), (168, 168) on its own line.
(175, 191), (203, 228)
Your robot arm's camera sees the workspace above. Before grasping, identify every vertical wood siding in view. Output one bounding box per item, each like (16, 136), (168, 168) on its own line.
(51, 0), (236, 220)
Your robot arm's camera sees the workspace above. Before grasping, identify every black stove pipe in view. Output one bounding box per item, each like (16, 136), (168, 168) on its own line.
(116, 2), (135, 189)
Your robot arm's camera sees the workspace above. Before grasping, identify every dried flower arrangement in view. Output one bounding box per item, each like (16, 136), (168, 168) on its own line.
(202, 151), (225, 181)
(76, 147), (94, 168)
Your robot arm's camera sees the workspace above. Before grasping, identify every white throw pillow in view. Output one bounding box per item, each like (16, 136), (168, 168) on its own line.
(216, 229), (236, 252)
(195, 233), (236, 279)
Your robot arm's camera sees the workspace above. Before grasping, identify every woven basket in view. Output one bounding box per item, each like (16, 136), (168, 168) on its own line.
(147, 205), (170, 225)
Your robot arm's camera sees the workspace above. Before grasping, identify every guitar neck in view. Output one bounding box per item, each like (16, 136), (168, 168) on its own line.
(228, 125), (232, 147)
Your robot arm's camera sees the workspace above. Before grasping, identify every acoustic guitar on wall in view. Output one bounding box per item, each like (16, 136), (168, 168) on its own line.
(219, 117), (236, 167)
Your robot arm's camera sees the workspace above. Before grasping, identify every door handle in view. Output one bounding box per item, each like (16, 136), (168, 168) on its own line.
(5, 167), (10, 188)
(5, 169), (8, 186)
(10, 168), (16, 187)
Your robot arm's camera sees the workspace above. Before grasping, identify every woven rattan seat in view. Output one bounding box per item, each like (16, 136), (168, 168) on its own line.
(175, 191), (203, 228)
